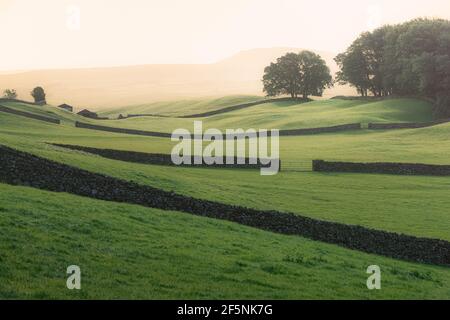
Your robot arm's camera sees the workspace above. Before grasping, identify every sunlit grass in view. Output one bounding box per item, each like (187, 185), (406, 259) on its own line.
(0, 97), (449, 299)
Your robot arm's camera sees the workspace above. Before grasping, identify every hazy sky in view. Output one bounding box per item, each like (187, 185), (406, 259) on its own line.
(1, 0), (449, 71)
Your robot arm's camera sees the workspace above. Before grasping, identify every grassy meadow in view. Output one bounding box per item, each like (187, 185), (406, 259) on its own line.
(96, 98), (434, 134)
(0, 97), (449, 299)
(99, 95), (263, 117)
(1, 183), (449, 299)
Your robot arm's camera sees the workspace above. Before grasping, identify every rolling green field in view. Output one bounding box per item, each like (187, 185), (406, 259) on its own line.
(1, 184), (449, 299)
(98, 98), (434, 134)
(99, 95), (263, 117)
(0, 97), (449, 299)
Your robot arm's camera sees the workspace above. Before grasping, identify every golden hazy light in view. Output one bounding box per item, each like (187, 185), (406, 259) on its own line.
(0, 0), (449, 71)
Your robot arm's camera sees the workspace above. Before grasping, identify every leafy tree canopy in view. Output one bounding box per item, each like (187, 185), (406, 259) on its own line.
(31, 86), (46, 105)
(263, 51), (333, 99)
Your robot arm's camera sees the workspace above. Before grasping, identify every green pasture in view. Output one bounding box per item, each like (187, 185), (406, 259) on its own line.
(0, 97), (449, 299)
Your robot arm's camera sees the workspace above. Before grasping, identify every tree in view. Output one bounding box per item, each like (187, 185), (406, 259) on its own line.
(31, 86), (46, 104)
(3, 89), (17, 99)
(263, 51), (333, 99)
(263, 53), (302, 98)
(335, 27), (391, 97)
(335, 42), (371, 97)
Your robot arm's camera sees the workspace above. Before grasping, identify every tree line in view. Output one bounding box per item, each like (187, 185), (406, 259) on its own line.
(335, 18), (450, 118)
(263, 18), (450, 118)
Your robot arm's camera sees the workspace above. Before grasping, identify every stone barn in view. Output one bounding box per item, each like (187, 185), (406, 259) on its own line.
(77, 109), (99, 119)
(58, 103), (74, 112)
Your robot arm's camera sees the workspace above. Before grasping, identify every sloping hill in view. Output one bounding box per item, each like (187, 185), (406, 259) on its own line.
(98, 98), (434, 134)
(100, 95), (263, 117)
(2, 183), (449, 299)
(0, 100), (84, 124)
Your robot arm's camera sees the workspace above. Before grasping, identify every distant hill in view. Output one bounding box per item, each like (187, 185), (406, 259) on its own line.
(0, 48), (355, 110)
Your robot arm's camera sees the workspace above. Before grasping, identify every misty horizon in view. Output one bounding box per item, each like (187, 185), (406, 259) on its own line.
(1, 0), (450, 71)
(0, 47), (336, 74)
(0, 47), (354, 108)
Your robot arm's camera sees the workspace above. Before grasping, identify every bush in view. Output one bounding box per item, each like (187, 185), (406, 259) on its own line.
(3, 89), (17, 99)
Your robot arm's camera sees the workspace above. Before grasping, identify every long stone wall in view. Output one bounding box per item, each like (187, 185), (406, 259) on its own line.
(78, 119), (450, 138)
(122, 114), (171, 119)
(368, 119), (450, 130)
(1, 144), (449, 266)
(75, 121), (362, 139)
(0, 104), (60, 124)
(179, 98), (309, 118)
(75, 121), (171, 138)
(51, 143), (276, 170)
(112, 98), (307, 120)
(280, 123), (361, 136)
(313, 160), (450, 176)
(0, 98), (39, 105)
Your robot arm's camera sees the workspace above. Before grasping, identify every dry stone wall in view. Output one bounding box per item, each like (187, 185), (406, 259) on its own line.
(0, 104), (60, 124)
(313, 160), (450, 176)
(1, 144), (449, 266)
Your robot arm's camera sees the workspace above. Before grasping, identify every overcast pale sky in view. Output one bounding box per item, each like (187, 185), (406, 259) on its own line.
(1, 0), (449, 71)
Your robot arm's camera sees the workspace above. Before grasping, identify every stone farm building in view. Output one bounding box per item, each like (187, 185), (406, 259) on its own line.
(57, 103), (73, 112)
(77, 109), (99, 119)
